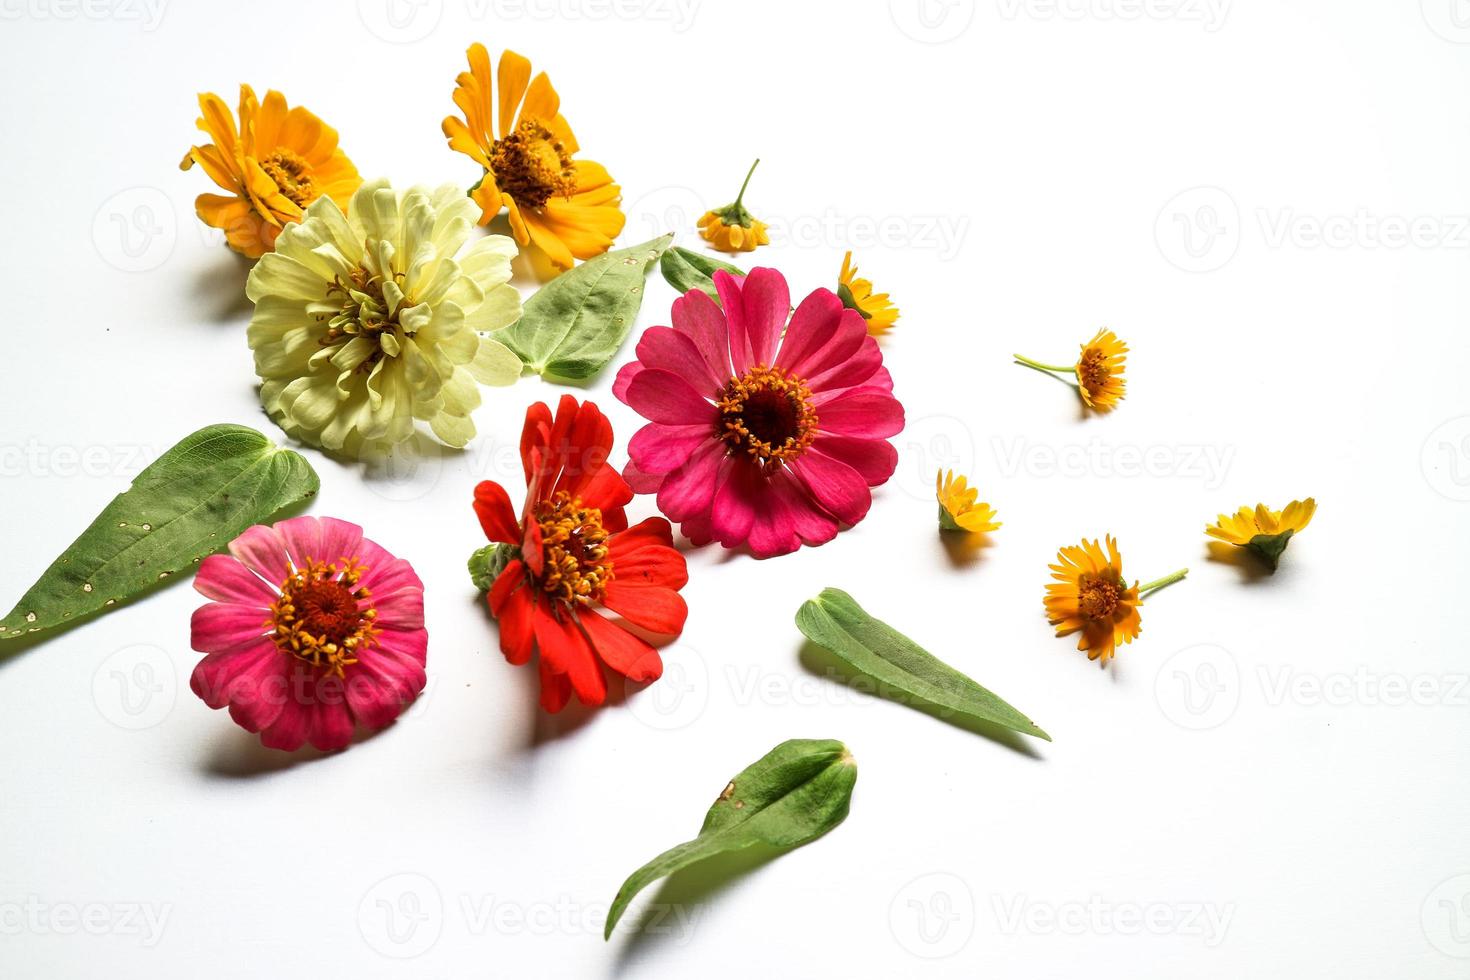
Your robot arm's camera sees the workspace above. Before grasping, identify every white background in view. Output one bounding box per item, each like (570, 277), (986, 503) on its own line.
(2, 0), (1469, 976)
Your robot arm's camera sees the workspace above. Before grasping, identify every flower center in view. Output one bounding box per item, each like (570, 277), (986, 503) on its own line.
(261, 149), (316, 208)
(1078, 350), (1111, 393)
(717, 365), (818, 468)
(270, 557), (379, 675)
(321, 266), (407, 369)
(534, 491), (613, 604)
(490, 118), (575, 209)
(1077, 575), (1122, 620)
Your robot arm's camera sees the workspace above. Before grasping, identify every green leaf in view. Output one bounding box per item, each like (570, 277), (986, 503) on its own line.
(658, 246), (746, 302)
(495, 233), (673, 381)
(795, 588), (1050, 741)
(1246, 529), (1294, 570)
(605, 738), (856, 939)
(0, 424), (319, 641)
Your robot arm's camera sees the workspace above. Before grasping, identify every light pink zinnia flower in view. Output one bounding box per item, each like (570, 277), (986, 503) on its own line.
(189, 516), (427, 751)
(613, 267), (904, 558)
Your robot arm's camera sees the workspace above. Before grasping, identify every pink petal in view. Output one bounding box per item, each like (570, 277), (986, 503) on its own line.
(622, 456), (665, 494)
(775, 287), (845, 376)
(307, 698), (356, 751)
(729, 267), (789, 371)
(191, 602), (271, 653)
(748, 469), (838, 557)
(670, 289), (734, 383)
(259, 698), (311, 751)
(814, 387), (905, 438)
(791, 449), (872, 526)
(710, 458), (761, 548)
(629, 423), (717, 476)
(190, 637), (278, 709)
(193, 554), (278, 606)
(636, 326), (723, 396)
(786, 303), (867, 382)
(655, 440), (726, 523)
(807, 335), (883, 393)
(612, 359), (644, 405)
(227, 523), (289, 583)
(221, 654), (294, 732)
(625, 368), (717, 426)
(356, 538), (424, 595)
(374, 585), (425, 630)
(811, 435), (898, 487)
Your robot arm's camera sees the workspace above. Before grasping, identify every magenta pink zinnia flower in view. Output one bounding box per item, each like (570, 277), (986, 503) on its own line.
(613, 267), (905, 558)
(189, 516), (427, 751)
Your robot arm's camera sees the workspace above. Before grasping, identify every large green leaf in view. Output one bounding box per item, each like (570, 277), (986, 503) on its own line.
(658, 246), (745, 302)
(1, 424), (319, 641)
(496, 233), (672, 380)
(796, 588), (1050, 741)
(605, 738), (856, 938)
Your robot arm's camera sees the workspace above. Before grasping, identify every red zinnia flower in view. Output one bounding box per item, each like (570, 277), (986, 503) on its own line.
(473, 395), (690, 712)
(613, 267), (905, 558)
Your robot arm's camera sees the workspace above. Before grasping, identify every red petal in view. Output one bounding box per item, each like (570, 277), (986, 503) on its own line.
(473, 481), (521, 544)
(580, 611), (663, 682)
(600, 582), (688, 635)
(488, 563), (535, 665)
(538, 660), (572, 713)
(532, 605), (607, 706)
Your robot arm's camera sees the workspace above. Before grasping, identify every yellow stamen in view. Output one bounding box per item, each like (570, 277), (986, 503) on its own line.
(534, 491), (613, 605)
(268, 556), (378, 677)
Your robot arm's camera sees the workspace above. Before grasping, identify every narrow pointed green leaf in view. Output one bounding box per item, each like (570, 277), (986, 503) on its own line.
(495, 233), (672, 380)
(605, 738), (856, 939)
(0, 424), (318, 642)
(658, 246), (745, 301)
(796, 588), (1050, 741)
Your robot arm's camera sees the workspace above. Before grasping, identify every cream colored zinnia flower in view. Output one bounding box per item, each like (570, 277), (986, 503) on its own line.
(246, 179), (523, 455)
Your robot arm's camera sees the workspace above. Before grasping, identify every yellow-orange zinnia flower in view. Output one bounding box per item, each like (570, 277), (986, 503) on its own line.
(838, 252), (899, 335)
(936, 470), (1000, 533)
(442, 43), (625, 271)
(1045, 536), (1186, 663)
(698, 159), (769, 253)
(1014, 329), (1128, 413)
(180, 85), (360, 259)
(1206, 498), (1316, 569)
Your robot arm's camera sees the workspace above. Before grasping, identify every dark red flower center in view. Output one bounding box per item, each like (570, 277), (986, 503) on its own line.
(716, 365), (818, 468)
(270, 557), (378, 675)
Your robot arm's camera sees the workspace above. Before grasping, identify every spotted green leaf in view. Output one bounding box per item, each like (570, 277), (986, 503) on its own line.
(0, 424), (318, 642)
(495, 233), (672, 381)
(658, 246), (745, 301)
(796, 588), (1050, 741)
(605, 738), (856, 939)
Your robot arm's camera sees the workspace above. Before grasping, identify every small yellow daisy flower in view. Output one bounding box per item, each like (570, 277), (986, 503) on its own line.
(1044, 536), (1185, 663)
(1206, 498), (1316, 569)
(837, 252), (900, 335)
(936, 470), (1000, 533)
(698, 159), (769, 253)
(1014, 329), (1129, 413)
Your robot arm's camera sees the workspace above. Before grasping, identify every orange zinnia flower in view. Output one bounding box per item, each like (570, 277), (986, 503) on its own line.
(1044, 536), (1186, 663)
(442, 44), (625, 271)
(180, 85), (360, 258)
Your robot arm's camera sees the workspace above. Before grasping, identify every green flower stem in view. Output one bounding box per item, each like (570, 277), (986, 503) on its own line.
(1139, 568), (1189, 595)
(1013, 353), (1075, 374)
(733, 158), (760, 209)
